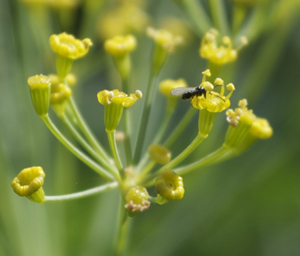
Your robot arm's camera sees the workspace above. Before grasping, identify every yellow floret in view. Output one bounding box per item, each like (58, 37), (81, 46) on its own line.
(155, 170), (184, 200)
(49, 32), (92, 59)
(104, 35), (137, 56)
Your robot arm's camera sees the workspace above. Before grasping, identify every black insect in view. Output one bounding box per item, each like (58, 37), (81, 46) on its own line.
(171, 86), (226, 102)
(170, 86), (207, 100)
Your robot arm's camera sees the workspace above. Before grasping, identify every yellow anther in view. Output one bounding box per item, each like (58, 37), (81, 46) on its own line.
(155, 170), (184, 200)
(135, 90), (143, 99)
(203, 82), (214, 91)
(214, 78), (224, 86)
(238, 99), (248, 109)
(202, 69), (211, 77)
(224, 99), (258, 148)
(226, 83), (235, 91)
(104, 35), (137, 57)
(148, 144), (172, 165)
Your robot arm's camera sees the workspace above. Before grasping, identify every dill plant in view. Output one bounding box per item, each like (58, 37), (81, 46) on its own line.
(3, 0), (300, 255)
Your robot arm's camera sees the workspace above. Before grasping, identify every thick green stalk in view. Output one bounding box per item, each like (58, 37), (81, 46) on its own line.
(208, 0), (230, 36)
(114, 196), (131, 256)
(178, 0), (213, 36)
(133, 72), (158, 164)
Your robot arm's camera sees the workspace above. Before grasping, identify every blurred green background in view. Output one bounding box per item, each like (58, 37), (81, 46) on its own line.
(1, 0), (300, 255)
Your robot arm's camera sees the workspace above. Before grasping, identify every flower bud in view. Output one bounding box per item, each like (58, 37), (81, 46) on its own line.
(49, 33), (92, 79)
(125, 186), (150, 217)
(11, 166), (46, 203)
(27, 75), (51, 117)
(155, 170), (184, 200)
(148, 144), (171, 165)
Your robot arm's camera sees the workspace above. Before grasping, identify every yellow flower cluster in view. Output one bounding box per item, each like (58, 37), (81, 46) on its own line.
(147, 27), (183, 52)
(191, 70), (235, 112)
(200, 29), (247, 65)
(104, 35), (137, 57)
(97, 89), (142, 108)
(49, 33), (92, 60)
(226, 99), (257, 127)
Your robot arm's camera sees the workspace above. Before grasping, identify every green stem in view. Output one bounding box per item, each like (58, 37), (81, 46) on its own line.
(139, 132), (208, 185)
(115, 196), (131, 256)
(122, 77), (133, 166)
(234, 5), (265, 44)
(41, 114), (115, 180)
(45, 182), (118, 202)
(67, 97), (111, 164)
(160, 133), (207, 171)
(208, 62), (223, 83)
(59, 113), (120, 179)
(107, 131), (123, 173)
(133, 72), (159, 164)
(175, 144), (230, 176)
(178, 0), (213, 36)
(208, 0), (229, 36)
(164, 107), (197, 148)
(136, 101), (176, 174)
(137, 161), (156, 182)
(232, 4), (247, 36)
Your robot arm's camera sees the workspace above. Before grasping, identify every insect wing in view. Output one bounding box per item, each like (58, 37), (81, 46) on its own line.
(170, 87), (196, 96)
